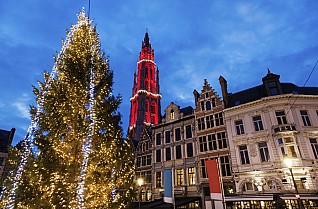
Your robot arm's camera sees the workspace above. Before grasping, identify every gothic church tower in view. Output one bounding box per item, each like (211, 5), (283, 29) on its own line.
(128, 32), (161, 142)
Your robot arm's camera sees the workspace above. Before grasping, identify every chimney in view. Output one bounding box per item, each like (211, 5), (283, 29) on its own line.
(219, 76), (228, 107)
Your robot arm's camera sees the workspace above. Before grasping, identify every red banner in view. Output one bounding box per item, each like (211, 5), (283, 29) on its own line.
(206, 159), (222, 200)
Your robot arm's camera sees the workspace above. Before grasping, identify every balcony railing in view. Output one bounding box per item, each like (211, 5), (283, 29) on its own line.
(272, 124), (297, 134)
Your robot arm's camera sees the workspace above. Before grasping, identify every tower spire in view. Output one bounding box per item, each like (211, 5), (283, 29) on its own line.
(128, 32), (161, 141)
(143, 31), (150, 47)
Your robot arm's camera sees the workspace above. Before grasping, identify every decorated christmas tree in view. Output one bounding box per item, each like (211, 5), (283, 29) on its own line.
(1, 10), (135, 208)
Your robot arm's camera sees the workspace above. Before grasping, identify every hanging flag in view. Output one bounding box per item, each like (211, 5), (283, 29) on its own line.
(164, 169), (173, 203)
(206, 159), (223, 201)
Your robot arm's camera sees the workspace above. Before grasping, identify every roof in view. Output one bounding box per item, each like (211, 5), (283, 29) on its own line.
(227, 82), (318, 108)
(180, 106), (193, 116)
(0, 128), (15, 153)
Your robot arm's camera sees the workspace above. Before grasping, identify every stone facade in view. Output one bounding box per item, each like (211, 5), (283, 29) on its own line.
(152, 103), (199, 201)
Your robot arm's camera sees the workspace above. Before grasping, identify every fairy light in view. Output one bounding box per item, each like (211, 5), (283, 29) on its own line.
(5, 10), (88, 209)
(76, 12), (96, 209)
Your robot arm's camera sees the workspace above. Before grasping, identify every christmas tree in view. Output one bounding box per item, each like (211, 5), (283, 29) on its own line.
(1, 10), (135, 208)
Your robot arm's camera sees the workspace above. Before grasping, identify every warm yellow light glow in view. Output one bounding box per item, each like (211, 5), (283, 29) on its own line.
(284, 158), (293, 168)
(137, 178), (143, 187)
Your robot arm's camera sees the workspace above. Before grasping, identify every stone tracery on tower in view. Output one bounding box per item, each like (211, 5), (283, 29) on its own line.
(128, 32), (161, 142)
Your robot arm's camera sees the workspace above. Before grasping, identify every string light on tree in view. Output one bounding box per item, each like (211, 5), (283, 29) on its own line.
(1, 9), (135, 209)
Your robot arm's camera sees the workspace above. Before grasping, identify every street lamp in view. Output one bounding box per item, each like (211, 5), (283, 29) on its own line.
(137, 178), (144, 209)
(284, 158), (303, 209)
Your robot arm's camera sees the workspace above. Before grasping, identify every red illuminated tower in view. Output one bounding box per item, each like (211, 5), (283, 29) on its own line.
(128, 32), (161, 141)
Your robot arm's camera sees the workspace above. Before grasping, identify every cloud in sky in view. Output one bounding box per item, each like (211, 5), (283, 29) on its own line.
(0, 0), (318, 145)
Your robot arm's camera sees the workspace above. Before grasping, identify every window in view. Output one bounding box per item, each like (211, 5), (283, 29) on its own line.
(212, 98), (216, 107)
(146, 154), (151, 165)
(208, 134), (217, 151)
(300, 110), (311, 126)
(156, 133), (161, 145)
(165, 131), (170, 143)
(310, 138), (318, 159)
(137, 157), (141, 167)
(215, 113), (224, 126)
(146, 189), (152, 201)
(176, 169), (183, 186)
(166, 147), (171, 161)
(258, 142), (270, 162)
(217, 132), (227, 149)
(156, 150), (161, 163)
(199, 136), (208, 152)
(187, 143), (193, 157)
(206, 101), (211, 110)
(253, 115), (264, 131)
(235, 120), (245, 135)
(242, 182), (258, 192)
(185, 125), (192, 138)
(175, 128), (181, 141)
(170, 109), (175, 120)
(239, 145), (250, 164)
(220, 156), (231, 177)
(276, 111), (287, 125)
(176, 145), (182, 159)
(145, 171), (151, 184)
(200, 101), (205, 111)
(278, 137), (297, 158)
(188, 167), (196, 185)
(268, 81), (278, 96)
(156, 172), (161, 188)
(201, 159), (207, 178)
(197, 117), (205, 131)
(142, 156), (146, 166)
(206, 115), (214, 129)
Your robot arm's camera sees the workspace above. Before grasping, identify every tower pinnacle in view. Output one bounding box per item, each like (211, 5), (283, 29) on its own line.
(128, 33), (161, 141)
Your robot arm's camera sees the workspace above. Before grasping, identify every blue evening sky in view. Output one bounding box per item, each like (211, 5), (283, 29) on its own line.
(1, 0), (317, 145)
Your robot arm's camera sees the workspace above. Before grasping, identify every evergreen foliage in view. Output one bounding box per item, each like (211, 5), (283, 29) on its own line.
(1, 10), (135, 208)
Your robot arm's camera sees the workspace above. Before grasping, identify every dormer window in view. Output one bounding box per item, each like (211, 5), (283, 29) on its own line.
(269, 82), (278, 96)
(170, 109), (175, 119)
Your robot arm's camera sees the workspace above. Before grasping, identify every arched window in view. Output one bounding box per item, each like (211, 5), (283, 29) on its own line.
(146, 189), (152, 201)
(206, 101), (211, 110)
(141, 189), (146, 201)
(170, 109), (175, 120)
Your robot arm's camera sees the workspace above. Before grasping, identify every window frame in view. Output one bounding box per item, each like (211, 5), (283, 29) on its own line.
(235, 119), (245, 135)
(258, 142), (270, 162)
(186, 143), (193, 157)
(156, 149), (161, 163)
(176, 169), (184, 186)
(185, 125), (192, 139)
(239, 145), (250, 164)
(176, 145), (182, 159)
(300, 110), (311, 126)
(175, 127), (181, 141)
(253, 115), (264, 131)
(165, 131), (171, 144)
(188, 167), (196, 185)
(276, 111), (288, 125)
(165, 147), (171, 161)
